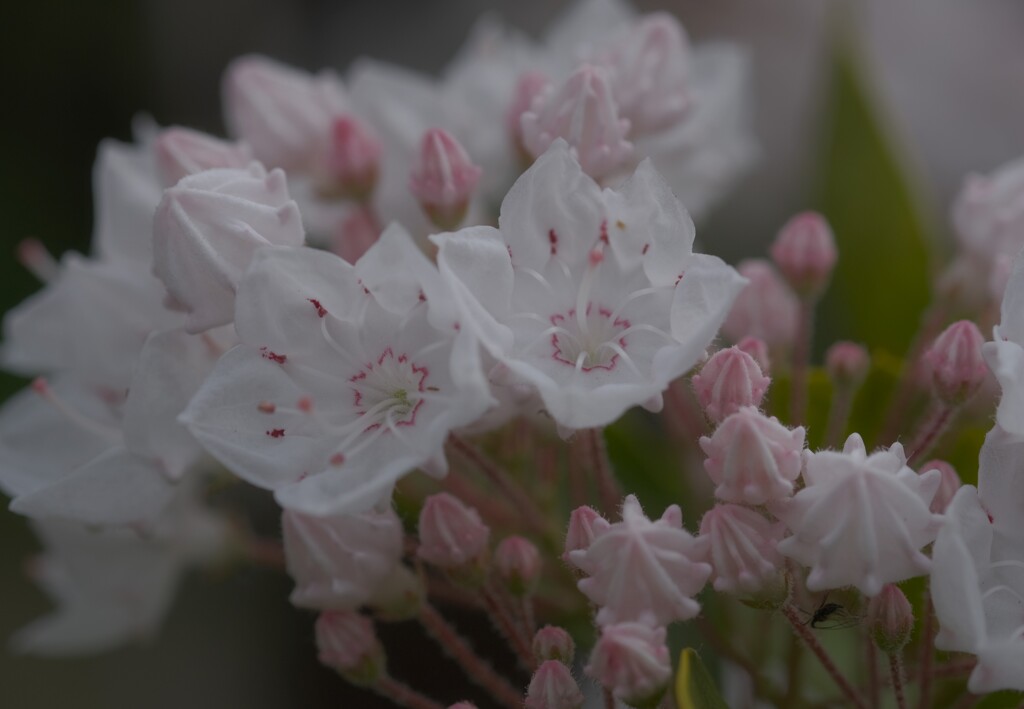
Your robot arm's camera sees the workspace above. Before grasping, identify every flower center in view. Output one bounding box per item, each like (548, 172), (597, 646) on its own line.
(350, 348), (429, 429)
(550, 303), (630, 372)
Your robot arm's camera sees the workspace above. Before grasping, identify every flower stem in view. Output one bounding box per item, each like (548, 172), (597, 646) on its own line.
(418, 603), (523, 709)
(917, 591), (936, 709)
(603, 688), (616, 709)
(889, 653), (907, 709)
(825, 385), (855, 448)
(906, 403), (956, 466)
(585, 428), (622, 515)
(374, 676), (447, 709)
(866, 636), (880, 708)
(782, 605), (868, 709)
(482, 582), (537, 671)
(791, 297), (816, 426)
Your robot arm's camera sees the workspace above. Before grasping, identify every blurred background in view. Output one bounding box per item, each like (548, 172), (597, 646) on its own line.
(1, 0), (1022, 706)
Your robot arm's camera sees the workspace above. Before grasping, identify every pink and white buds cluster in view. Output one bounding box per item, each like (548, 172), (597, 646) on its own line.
(925, 320), (987, 404)
(722, 260), (799, 352)
(525, 660), (584, 709)
(770, 212), (838, 298)
(826, 341), (870, 386)
(919, 459), (961, 514)
(153, 127), (253, 187)
(409, 128), (482, 231)
(699, 408), (805, 505)
(315, 610), (385, 686)
(326, 115), (381, 201)
(866, 584), (914, 654)
(563, 505), (605, 566)
(698, 504), (786, 603)
(571, 495), (710, 627)
(417, 493), (490, 580)
(153, 163), (305, 333)
(533, 626), (575, 665)
(586, 623), (671, 708)
(735, 336), (770, 373)
(282, 507), (403, 610)
(495, 535), (541, 595)
(507, 71), (551, 159)
(520, 64), (633, 179)
(691, 346), (770, 424)
(598, 13), (692, 135)
(772, 434), (943, 596)
(223, 55), (346, 170)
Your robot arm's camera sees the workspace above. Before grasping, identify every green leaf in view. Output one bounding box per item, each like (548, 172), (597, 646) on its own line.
(815, 47), (932, 357)
(675, 648), (729, 709)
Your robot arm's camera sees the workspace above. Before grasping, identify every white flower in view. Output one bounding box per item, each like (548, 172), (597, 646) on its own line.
(433, 141), (746, 432)
(771, 434), (943, 596)
(932, 426), (1024, 693)
(570, 495), (710, 627)
(181, 224), (494, 516)
(984, 246), (1024, 438)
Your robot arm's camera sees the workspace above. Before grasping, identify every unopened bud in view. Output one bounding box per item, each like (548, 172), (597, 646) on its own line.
(417, 493), (490, 584)
(330, 206), (381, 264)
(507, 71), (550, 163)
(154, 127), (253, 186)
(867, 584), (914, 654)
(525, 660), (584, 709)
(735, 336), (770, 374)
(722, 260), (800, 352)
(409, 128), (481, 231)
(919, 460), (961, 514)
(826, 341), (870, 387)
(315, 611), (385, 686)
(924, 320), (987, 404)
(563, 505), (607, 567)
(691, 347), (771, 424)
(770, 211), (838, 298)
(533, 626), (576, 665)
(326, 114), (381, 201)
(495, 535), (541, 596)
(586, 623), (671, 708)
(368, 565), (425, 621)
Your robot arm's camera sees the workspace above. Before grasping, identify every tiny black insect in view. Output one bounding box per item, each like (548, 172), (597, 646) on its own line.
(801, 592), (861, 630)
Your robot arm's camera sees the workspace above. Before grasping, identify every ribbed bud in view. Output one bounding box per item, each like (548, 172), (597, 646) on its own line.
(924, 320), (987, 404)
(368, 565), (425, 622)
(691, 346), (771, 424)
(735, 336), (771, 374)
(586, 623), (671, 708)
(315, 611), (385, 686)
(417, 493), (490, 584)
(867, 584), (914, 654)
(507, 71), (551, 162)
(722, 260), (800, 352)
(826, 341), (870, 387)
(533, 626), (576, 665)
(770, 211), (838, 297)
(525, 660), (584, 709)
(325, 114), (381, 201)
(562, 505), (607, 568)
(154, 127), (253, 187)
(408, 128), (482, 231)
(495, 535), (542, 596)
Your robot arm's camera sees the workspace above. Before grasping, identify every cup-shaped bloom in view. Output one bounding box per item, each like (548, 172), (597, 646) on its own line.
(563, 505), (606, 565)
(495, 535), (541, 595)
(691, 346), (770, 424)
(315, 611), (385, 685)
(408, 128), (482, 231)
(699, 407), (805, 505)
(282, 507), (402, 610)
(222, 55), (347, 171)
(825, 341), (870, 386)
(984, 248), (1024, 437)
(698, 504), (785, 597)
(417, 493), (490, 571)
(154, 127), (254, 187)
(533, 626), (575, 665)
(525, 660), (584, 709)
(721, 260), (799, 353)
(595, 13), (691, 135)
(521, 65), (633, 179)
(924, 320), (987, 404)
(586, 622), (671, 708)
(952, 155), (1024, 265)
(181, 225), (494, 516)
(771, 434), (943, 596)
(153, 164), (305, 333)
(769, 211), (837, 298)
(326, 114), (382, 201)
(433, 142), (746, 432)
(866, 584), (913, 654)
(570, 495), (710, 627)
(918, 459), (961, 514)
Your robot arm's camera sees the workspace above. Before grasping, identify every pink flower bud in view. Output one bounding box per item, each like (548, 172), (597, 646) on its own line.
(770, 212), (838, 297)
(563, 505), (607, 567)
(924, 320), (987, 404)
(533, 626), (576, 665)
(417, 493), (490, 578)
(153, 163), (305, 333)
(154, 127), (254, 187)
(735, 336), (771, 374)
(867, 584), (914, 654)
(826, 341), (870, 386)
(408, 128), (482, 231)
(315, 610), (385, 686)
(283, 507), (402, 610)
(329, 206), (382, 264)
(919, 459), (961, 513)
(586, 623), (671, 708)
(222, 55), (347, 170)
(507, 71), (551, 160)
(698, 504), (786, 604)
(598, 13), (692, 135)
(525, 660), (584, 709)
(495, 535), (542, 596)
(700, 407), (805, 505)
(721, 260), (800, 352)
(521, 64), (633, 179)
(691, 347), (771, 424)
(326, 114), (381, 201)
(369, 565), (425, 622)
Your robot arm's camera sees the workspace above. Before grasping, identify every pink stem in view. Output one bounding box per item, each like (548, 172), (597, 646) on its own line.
(791, 298), (816, 426)
(918, 594), (936, 709)
(585, 428), (622, 516)
(906, 403), (956, 466)
(483, 584), (537, 672)
(890, 654), (907, 709)
(783, 606), (868, 709)
(375, 676), (447, 709)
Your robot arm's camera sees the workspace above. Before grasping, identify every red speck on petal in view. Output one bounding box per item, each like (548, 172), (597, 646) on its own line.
(307, 298), (327, 318)
(30, 377), (49, 395)
(329, 453), (345, 467)
(599, 219), (609, 244)
(297, 396), (313, 413)
(259, 347), (287, 364)
(588, 247), (604, 267)
(266, 428), (286, 438)
(257, 401), (276, 414)
(548, 228), (558, 255)
(641, 243), (650, 255)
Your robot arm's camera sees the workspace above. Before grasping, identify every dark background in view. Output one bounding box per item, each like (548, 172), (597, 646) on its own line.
(1, 1), (1022, 707)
